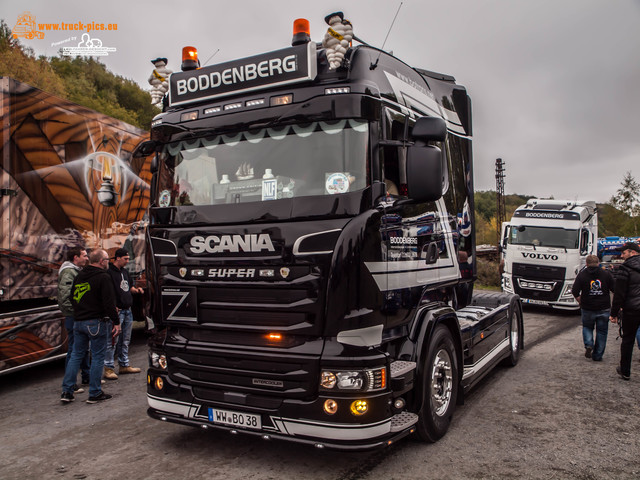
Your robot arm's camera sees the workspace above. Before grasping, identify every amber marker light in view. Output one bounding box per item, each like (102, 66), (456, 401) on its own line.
(267, 333), (282, 341)
(270, 94), (292, 106)
(323, 399), (338, 415)
(292, 18), (311, 45)
(181, 46), (199, 71)
(147, 375), (151, 385)
(350, 400), (368, 416)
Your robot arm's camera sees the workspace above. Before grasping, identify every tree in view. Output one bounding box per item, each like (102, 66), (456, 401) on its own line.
(610, 171), (639, 235)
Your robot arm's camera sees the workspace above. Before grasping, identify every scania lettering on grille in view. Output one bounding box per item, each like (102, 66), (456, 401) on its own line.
(189, 234), (275, 254)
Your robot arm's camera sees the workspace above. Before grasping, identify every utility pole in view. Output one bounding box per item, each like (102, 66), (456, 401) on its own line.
(495, 158), (506, 246)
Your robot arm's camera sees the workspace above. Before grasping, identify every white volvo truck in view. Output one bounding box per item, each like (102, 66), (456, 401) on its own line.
(501, 199), (597, 309)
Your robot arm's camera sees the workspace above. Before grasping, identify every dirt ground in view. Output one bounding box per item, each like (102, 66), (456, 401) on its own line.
(0, 309), (639, 479)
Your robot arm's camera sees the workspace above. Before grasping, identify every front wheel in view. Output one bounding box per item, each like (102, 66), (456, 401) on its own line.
(415, 324), (459, 442)
(502, 300), (522, 367)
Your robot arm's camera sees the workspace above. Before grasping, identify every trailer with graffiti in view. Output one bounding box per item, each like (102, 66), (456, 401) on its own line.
(0, 77), (152, 375)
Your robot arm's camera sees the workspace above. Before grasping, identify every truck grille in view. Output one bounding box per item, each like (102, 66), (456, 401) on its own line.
(512, 262), (566, 301)
(162, 267), (325, 400)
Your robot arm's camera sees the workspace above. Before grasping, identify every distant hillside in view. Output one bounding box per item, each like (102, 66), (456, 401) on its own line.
(0, 19), (158, 130)
(474, 191), (638, 243)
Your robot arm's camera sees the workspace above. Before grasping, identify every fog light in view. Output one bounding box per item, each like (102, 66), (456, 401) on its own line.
(323, 399), (338, 415)
(350, 400), (368, 416)
(155, 377), (164, 390)
(394, 398), (405, 410)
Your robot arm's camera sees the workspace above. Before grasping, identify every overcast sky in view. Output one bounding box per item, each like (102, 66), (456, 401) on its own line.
(5, 0), (640, 203)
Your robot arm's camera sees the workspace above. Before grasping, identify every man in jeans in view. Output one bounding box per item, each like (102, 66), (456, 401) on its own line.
(572, 255), (615, 361)
(57, 246), (89, 393)
(104, 248), (142, 380)
(61, 249), (120, 403)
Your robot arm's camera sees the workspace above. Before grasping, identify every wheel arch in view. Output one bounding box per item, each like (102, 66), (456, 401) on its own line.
(408, 304), (464, 412)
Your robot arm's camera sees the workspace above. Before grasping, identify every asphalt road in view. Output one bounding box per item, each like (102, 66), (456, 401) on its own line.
(1, 306), (639, 480)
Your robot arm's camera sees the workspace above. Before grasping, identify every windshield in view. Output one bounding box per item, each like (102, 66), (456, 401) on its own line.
(156, 120), (368, 206)
(508, 225), (579, 249)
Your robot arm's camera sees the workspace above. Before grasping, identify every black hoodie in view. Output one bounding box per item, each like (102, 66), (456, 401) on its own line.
(571, 265), (615, 311)
(71, 265), (119, 324)
(611, 254), (640, 317)
(108, 263), (134, 309)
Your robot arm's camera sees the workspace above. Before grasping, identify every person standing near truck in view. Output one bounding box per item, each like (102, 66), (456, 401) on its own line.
(57, 247), (89, 392)
(60, 249), (120, 403)
(103, 248), (142, 380)
(571, 255), (615, 361)
(609, 242), (640, 380)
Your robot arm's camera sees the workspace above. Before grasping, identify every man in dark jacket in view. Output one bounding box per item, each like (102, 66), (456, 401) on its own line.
(609, 242), (640, 380)
(104, 248), (143, 379)
(572, 255), (615, 361)
(57, 246), (89, 391)
(60, 249), (120, 403)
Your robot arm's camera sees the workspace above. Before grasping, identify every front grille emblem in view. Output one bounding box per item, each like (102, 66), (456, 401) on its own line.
(280, 267), (290, 279)
(179, 267), (187, 278)
(252, 378), (284, 388)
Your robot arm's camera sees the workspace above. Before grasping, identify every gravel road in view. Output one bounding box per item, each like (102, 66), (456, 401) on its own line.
(0, 307), (639, 479)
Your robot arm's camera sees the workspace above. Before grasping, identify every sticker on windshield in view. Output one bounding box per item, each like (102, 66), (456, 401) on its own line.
(159, 190), (171, 207)
(262, 178), (277, 201)
(325, 173), (350, 195)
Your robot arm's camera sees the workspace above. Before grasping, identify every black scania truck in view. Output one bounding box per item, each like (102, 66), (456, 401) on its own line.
(144, 14), (523, 450)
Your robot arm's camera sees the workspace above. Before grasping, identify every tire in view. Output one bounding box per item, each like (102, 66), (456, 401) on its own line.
(415, 324), (459, 442)
(502, 302), (522, 367)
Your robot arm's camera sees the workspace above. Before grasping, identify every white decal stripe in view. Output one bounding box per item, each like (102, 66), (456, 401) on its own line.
(384, 71), (467, 135)
(462, 338), (510, 381)
(279, 417), (391, 441)
(147, 394), (194, 417)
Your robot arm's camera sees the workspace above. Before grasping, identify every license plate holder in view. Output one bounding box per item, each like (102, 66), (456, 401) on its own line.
(208, 407), (262, 430)
(525, 299), (547, 305)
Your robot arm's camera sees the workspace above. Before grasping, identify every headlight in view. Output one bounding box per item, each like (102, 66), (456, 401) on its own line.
(319, 367), (386, 392)
(150, 352), (168, 369)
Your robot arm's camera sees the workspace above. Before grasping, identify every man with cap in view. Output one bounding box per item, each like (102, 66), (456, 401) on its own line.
(104, 248), (143, 379)
(609, 241), (640, 380)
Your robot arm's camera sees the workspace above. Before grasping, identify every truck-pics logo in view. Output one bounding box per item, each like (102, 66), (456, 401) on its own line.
(189, 234), (276, 254)
(521, 252), (559, 261)
(12, 12), (44, 39)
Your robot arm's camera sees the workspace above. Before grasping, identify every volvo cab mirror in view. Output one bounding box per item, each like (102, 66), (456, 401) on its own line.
(580, 228), (590, 255)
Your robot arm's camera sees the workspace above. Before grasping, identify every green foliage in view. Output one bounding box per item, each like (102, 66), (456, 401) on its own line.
(476, 257), (501, 288)
(472, 191), (639, 241)
(0, 20), (67, 96)
(0, 19), (158, 129)
(474, 191), (533, 245)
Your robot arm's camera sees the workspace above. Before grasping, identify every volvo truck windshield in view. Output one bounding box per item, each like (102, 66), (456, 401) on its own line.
(507, 225), (579, 250)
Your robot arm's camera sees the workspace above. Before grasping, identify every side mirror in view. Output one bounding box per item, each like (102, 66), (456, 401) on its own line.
(405, 116), (446, 202)
(412, 116), (447, 142)
(579, 229), (590, 255)
(133, 140), (157, 158)
(406, 144), (443, 202)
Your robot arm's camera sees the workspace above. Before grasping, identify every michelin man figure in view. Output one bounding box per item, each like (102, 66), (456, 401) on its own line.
(148, 57), (172, 105)
(322, 12), (353, 70)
